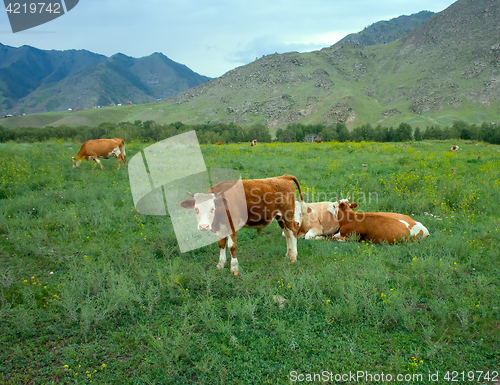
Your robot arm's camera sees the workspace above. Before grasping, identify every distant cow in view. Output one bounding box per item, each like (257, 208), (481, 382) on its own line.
(287, 199), (355, 240)
(72, 138), (127, 170)
(251, 140), (257, 146)
(332, 201), (429, 244)
(314, 139), (322, 143)
(180, 175), (309, 275)
(450, 146), (460, 151)
(216, 142), (224, 145)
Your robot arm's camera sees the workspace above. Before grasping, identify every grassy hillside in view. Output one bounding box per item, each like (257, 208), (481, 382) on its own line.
(1, 139), (499, 383)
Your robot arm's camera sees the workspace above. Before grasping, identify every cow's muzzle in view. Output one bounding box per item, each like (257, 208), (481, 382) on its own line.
(198, 224), (211, 231)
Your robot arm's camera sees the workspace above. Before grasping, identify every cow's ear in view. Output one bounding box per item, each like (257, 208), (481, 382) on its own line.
(307, 206), (312, 213)
(180, 199), (195, 209)
(349, 202), (358, 209)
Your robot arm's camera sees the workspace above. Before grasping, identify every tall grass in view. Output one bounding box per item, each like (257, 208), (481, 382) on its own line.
(0, 139), (499, 384)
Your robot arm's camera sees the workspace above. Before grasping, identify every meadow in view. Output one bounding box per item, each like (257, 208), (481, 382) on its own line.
(0, 138), (499, 384)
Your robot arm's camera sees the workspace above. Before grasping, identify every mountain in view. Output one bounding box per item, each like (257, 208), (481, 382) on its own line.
(163, 0), (499, 129)
(0, 44), (212, 115)
(337, 11), (434, 46)
(2, 0), (499, 130)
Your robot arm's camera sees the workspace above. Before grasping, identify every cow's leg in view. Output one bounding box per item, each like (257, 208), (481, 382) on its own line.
(278, 215), (298, 262)
(332, 233), (347, 242)
(304, 227), (322, 240)
(90, 153), (103, 169)
(116, 155), (122, 170)
(283, 227), (298, 262)
(217, 238), (227, 270)
(228, 232), (238, 276)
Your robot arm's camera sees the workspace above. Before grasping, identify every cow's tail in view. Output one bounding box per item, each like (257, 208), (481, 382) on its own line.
(117, 138), (126, 157)
(283, 174), (304, 202)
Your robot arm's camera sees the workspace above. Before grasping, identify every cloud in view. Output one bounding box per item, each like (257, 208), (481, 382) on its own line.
(229, 35), (321, 64)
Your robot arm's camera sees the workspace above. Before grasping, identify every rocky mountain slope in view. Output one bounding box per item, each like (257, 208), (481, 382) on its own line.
(162, 0), (499, 128)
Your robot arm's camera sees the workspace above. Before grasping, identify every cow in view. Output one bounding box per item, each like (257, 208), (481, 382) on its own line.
(314, 139), (322, 143)
(72, 138), (127, 170)
(286, 199), (356, 240)
(450, 145), (460, 151)
(180, 174), (309, 276)
(332, 201), (429, 244)
(216, 142), (224, 145)
(251, 140), (257, 146)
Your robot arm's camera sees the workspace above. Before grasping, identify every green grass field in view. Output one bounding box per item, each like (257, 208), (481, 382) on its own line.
(1, 139), (499, 384)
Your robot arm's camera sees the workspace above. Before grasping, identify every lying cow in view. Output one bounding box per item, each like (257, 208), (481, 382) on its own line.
(332, 201), (429, 244)
(251, 140), (257, 146)
(72, 138), (127, 170)
(180, 174), (308, 276)
(286, 199), (355, 240)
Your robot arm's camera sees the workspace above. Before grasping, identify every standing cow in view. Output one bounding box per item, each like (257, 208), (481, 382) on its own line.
(332, 201), (429, 243)
(72, 138), (127, 170)
(180, 174), (309, 275)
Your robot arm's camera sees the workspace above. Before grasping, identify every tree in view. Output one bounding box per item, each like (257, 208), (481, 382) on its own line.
(336, 123), (350, 142)
(320, 125), (338, 142)
(245, 123), (272, 143)
(413, 126), (422, 141)
(394, 123), (413, 141)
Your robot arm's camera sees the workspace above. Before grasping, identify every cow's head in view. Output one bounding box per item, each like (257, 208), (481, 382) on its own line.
(327, 198), (357, 217)
(333, 199), (358, 222)
(71, 156), (81, 168)
(180, 191), (226, 231)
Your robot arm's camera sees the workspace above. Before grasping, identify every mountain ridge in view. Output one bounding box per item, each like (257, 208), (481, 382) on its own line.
(337, 11), (434, 46)
(0, 44), (212, 115)
(2, 0), (499, 130)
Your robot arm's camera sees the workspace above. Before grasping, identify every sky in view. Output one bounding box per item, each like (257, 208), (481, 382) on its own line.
(0, 0), (457, 78)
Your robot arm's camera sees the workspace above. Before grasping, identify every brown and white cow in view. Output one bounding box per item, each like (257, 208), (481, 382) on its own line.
(251, 140), (257, 146)
(332, 201), (429, 244)
(180, 174), (308, 275)
(286, 199), (356, 240)
(72, 138), (127, 170)
(450, 145), (460, 151)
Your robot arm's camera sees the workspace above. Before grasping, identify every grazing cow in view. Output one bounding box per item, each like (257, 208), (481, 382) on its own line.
(314, 139), (322, 143)
(216, 142), (224, 145)
(251, 140), (257, 146)
(180, 175), (309, 275)
(72, 138), (127, 170)
(286, 199), (355, 240)
(332, 201), (429, 244)
(450, 145), (460, 151)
